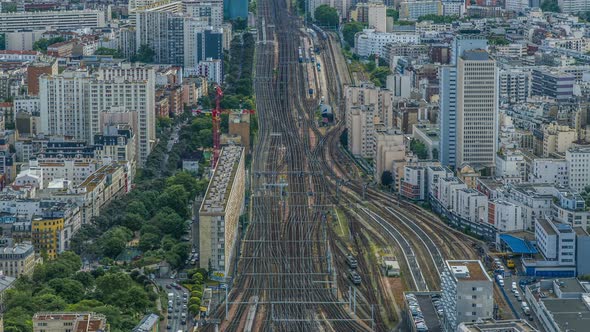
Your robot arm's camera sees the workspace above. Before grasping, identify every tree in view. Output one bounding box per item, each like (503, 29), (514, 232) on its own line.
(132, 44), (155, 63)
(314, 5), (339, 28)
(94, 47), (124, 58)
(139, 233), (161, 252)
(386, 9), (399, 20)
(381, 171), (394, 187)
(342, 22), (365, 47)
(0, 33), (5, 51)
(540, 0), (561, 12)
(410, 139), (429, 159)
(33, 37), (65, 52)
(47, 278), (85, 303)
(417, 14), (458, 23)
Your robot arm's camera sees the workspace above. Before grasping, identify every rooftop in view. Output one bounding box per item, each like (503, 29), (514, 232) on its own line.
(0, 274), (17, 292)
(499, 234), (538, 254)
(200, 146), (244, 214)
(542, 297), (590, 332)
(457, 319), (538, 331)
(554, 278), (585, 294)
(0, 242), (34, 255)
(132, 313), (159, 332)
(462, 49), (490, 61)
(537, 217), (556, 236)
(33, 312), (107, 332)
(447, 260), (490, 282)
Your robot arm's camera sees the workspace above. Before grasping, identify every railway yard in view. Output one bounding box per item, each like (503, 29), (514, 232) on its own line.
(207, 0), (515, 329)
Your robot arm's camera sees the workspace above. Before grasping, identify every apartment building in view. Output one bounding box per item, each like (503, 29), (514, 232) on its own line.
(505, 183), (556, 230)
(542, 123), (577, 157)
(399, 0), (442, 20)
(455, 188), (488, 223)
(345, 82), (394, 130)
(499, 67), (530, 104)
(33, 312), (107, 332)
(0, 10), (106, 33)
(347, 105), (376, 159)
(487, 200), (523, 232)
(0, 242), (36, 277)
(374, 131), (406, 189)
(199, 146), (245, 277)
(565, 146), (590, 193)
(354, 29), (420, 58)
(495, 150), (525, 184)
(183, 0), (224, 28)
(31, 202), (81, 259)
(527, 158), (568, 187)
(456, 50), (498, 169)
(441, 260), (494, 330)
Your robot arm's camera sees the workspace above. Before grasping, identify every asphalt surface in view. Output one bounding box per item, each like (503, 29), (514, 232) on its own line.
(500, 274), (542, 330)
(156, 278), (191, 332)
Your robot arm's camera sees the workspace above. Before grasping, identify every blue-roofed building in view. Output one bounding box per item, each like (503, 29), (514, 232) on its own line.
(499, 234), (538, 255)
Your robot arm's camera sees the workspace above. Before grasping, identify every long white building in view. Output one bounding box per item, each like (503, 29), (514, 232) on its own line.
(566, 146), (590, 193)
(354, 29), (420, 58)
(0, 10), (106, 33)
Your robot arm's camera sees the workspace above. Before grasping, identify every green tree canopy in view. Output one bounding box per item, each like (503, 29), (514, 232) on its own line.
(342, 22), (365, 47)
(541, 0), (561, 12)
(94, 47), (124, 58)
(132, 44), (155, 63)
(314, 5), (339, 28)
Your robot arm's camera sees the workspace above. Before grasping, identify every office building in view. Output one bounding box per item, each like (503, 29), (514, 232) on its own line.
(33, 312), (107, 332)
(456, 50), (498, 169)
(196, 28), (223, 63)
(198, 146), (245, 277)
(566, 146), (590, 193)
(441, 260), (493, 330)
(531, 68), (574, 101)
(0, 243), (36, 277)
(439, 35), (488, 167)
(0, 10), (106, 33)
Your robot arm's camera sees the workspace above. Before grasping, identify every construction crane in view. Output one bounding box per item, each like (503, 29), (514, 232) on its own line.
(193, 85), (255, 168)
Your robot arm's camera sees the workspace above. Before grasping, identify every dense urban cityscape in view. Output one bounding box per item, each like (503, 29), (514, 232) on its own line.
(0, 0), (589, 331)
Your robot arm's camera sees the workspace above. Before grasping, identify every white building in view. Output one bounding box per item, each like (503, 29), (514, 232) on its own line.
(426, 165), (453, 199)
(505, 0), (531, 12)
(528, 158), (568, 187)
(565, 146), (590, 193)
(29, 159), (97, 187)
(535, 218), (576, 266)
(374, 131), (406, 188)
(14, 98), (40, 115)
(0, 10), (106, 33)
(13, 168), (44, 190)
(488, 200), (523, 232)
(553, 189), (590, 230)
(197, 58), (223, 84)
(495, 150), (525, 184)
(506, 184), (557, 230)
(456, 50), (498, 169)
(455, 188), (488, 223)
(401, 166), (427, 200)
(439, 177), (467, 210)
(5, 31), (45, 51)
(441, 260), (494, 330)
(354, 29), (420, 58)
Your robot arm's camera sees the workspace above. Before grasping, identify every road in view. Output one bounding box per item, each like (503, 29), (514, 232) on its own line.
(155, 278), (191, 332)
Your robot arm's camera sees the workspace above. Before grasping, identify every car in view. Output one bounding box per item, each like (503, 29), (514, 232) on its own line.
(166, 284), (172, 289)
(167, 315), (172, 319)
(183, 304), (187, 310)
(183, 292), (188, 298)
(174, 284), (182, 290)
(166, 325), (172, 330)
(181, 320), (186, 325)
(176, 307), (180, 312)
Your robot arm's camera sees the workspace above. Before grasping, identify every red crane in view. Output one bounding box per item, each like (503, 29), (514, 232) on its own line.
(194, 85), (255, 168)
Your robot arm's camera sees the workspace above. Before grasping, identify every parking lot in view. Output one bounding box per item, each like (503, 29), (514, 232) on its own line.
(405, 292), (443, 332)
